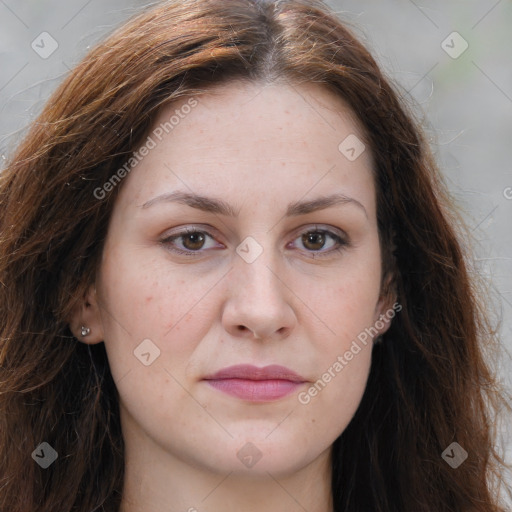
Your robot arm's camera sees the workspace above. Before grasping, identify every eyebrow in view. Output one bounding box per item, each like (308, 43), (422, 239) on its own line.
(140, 190), (367, 218)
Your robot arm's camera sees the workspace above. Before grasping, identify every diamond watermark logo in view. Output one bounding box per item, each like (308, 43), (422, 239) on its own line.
(237, 442), (263, 468)
(134, 338), (161, 366)
(338, 134), (366, 161)
(236, 236), (263, 264)
(441, 32), (468, 59)
(31, 32), (59, 59)
(32, 442), (58, 469)
(441, 441), (468, 468)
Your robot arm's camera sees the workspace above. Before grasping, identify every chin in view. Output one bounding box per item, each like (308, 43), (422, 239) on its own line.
(196, 431), (327, 478)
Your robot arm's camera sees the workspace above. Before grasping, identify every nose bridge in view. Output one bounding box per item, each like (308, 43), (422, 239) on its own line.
(222, 233), (295, 340)
(234, 234), (282, 302)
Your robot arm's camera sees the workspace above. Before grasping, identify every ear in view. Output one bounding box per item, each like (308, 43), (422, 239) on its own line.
(373, 271), (399, 338)
(69, 283), (104, 345)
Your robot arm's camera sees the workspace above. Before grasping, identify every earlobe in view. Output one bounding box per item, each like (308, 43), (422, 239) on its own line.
(70, 284), (104, 344)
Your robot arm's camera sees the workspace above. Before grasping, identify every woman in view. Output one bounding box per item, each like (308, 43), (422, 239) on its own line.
(0, 0), (510, 510)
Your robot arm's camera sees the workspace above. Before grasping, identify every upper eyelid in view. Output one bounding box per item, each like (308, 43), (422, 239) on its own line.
(163, 224), (347, 247)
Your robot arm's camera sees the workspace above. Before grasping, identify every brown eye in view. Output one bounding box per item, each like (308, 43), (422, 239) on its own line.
(161, 228), (219, 256)
(301, 231), (327, 251)
(181, 232), (206, 251)
(161, 226), (348, 258)
(292, 228), (349, 258)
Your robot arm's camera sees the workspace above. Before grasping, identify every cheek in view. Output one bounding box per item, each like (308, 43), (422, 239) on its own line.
(297, 252), (382, 351)
(97, 247), (220, 374)
(297, 342), (372, 455)
(296, 277), (376, 440)
(291, 248), (381, 414)
(96, 248), (215, 427)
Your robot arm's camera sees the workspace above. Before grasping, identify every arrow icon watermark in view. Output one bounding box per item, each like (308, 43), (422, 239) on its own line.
(338, 134), (366, 161)
(134, 338), (161, 366)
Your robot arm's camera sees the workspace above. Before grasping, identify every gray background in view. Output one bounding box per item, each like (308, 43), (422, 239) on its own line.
(0, 0), (510, 503)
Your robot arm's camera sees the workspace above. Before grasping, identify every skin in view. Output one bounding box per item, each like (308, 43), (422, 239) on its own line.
(72, 80), (395, 512)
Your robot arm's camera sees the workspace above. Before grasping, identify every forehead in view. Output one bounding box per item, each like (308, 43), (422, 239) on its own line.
(117, 80), (376, 216)
(153, 79), (370, 159)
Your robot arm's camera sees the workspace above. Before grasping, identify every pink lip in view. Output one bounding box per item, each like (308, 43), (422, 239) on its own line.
(203, 364), (307, 402)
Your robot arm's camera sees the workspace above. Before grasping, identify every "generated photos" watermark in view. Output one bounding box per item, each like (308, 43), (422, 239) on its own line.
(298, 302), (402, 405)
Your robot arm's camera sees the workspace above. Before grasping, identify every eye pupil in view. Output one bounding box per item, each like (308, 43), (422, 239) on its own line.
(183, 232), (205, 250)
(303, 231), (325, 251)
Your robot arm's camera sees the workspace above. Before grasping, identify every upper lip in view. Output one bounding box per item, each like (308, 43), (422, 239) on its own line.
(203, 364), (307, 382)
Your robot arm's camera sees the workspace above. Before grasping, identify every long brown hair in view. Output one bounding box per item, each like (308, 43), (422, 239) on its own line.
(0, 0), (510, 510)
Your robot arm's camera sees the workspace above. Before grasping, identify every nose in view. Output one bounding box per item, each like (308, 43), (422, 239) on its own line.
(221, 249), (297, 342)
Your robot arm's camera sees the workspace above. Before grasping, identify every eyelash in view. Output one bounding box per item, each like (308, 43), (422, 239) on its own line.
(160, 226), (349, 259)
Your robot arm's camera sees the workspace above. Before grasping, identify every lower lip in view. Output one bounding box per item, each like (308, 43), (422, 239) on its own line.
(205, 378), (304, 401)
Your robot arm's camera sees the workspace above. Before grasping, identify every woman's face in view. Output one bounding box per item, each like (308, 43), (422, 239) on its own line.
(79, 80), (393, 478)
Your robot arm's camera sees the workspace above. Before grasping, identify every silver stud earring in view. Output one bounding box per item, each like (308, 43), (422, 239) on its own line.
(81, 326), (91, 337)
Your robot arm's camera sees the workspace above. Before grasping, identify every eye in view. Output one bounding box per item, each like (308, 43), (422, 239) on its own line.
(289, 227), (349, 258)
(161, 228), (220, 256)
(160, 225), (349, 258)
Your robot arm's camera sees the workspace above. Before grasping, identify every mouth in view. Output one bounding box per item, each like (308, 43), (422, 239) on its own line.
(202, 364), (308, 402)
